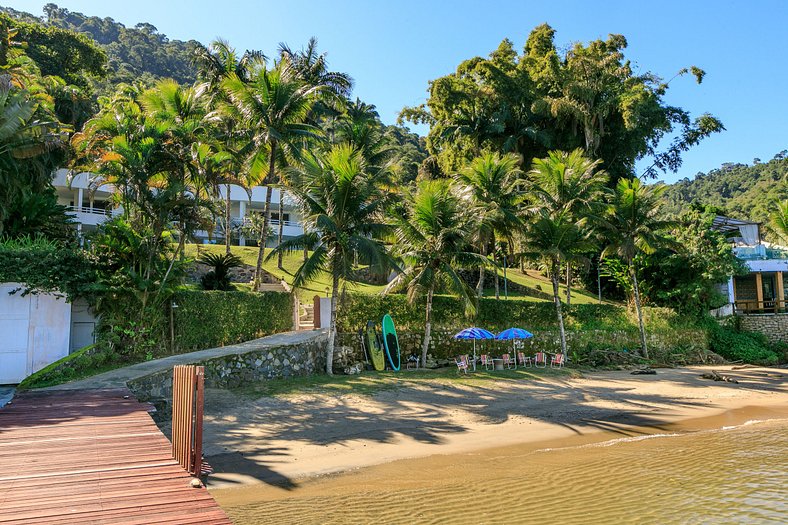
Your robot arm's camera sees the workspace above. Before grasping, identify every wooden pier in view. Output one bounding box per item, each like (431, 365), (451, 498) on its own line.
(0, 389), (231, 524)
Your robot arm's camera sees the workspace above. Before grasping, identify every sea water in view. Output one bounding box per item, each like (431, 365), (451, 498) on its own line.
(213, 417), (788, 524)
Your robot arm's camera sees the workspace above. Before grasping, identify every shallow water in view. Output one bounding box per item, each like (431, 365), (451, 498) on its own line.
(213, 414), (788, 524)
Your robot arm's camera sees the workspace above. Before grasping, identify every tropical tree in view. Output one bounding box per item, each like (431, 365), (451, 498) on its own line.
(221, 60), (323, 283)
(387, 180), (485, 367)
(457, 151), (523, 298)
(520, 210), (594, 358)
(193, 38), (266, 254)
(527, 149), (608, 303)
(599, 178), (677, 359)
(268, 144), (392, 374)
(770, 199), (788, 242)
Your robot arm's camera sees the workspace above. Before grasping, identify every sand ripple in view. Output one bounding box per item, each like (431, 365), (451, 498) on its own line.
(217, 419), (788, 524)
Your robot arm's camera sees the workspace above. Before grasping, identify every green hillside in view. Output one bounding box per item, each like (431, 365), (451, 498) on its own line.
(1, 3), (198, 88)
(663, 150), (788, 227)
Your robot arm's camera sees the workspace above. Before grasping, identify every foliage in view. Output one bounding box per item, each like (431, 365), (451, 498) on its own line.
(270, 143), (393, 373)
(0, 12), (106, 87)
(705, 319), (779, 365)
(0, 235), (96, 298)
(337, 291), (686, 333)
(599, 177), (677, 358)
(638, 208), (748, 313)
(199, 252), (242, 291)
(16, 344), (126, 390)
(401, 25), (722, 182)
(11, 4), (199, 88)
(172, 290), (293, 351)
(662, 152), (788, 230)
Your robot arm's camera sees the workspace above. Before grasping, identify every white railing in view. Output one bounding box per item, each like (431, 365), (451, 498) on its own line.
(66, 205), (113, 216)
(238, 217), (300, 227)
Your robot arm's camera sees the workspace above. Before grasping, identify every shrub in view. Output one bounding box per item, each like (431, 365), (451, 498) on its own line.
(173, 290), (293, 351)
(199, 252), (242, 291)
(706, 320), (779, 365)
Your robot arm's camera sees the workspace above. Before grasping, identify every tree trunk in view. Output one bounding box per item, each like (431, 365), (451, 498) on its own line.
(476, 242), (486, 298)
(494, 266), (500, 300)
(421, 283), (435, 368)
(254, 142), (277, 285)
(565, 264), (572, 305)
(277, 196), (284, 269)
(551, 259), (568, 358)
(629, 260), (649, 359)
(326, 269), (339, 375)
(303, 245), (308, 263)
(225, 183), (232, 255)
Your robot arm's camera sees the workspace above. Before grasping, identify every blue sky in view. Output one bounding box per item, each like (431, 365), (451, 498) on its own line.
(14, 0), (788, 182)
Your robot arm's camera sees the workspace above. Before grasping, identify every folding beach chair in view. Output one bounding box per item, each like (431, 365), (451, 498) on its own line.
(455, 355), (471, 374)
(480, 354), (495, 371)
(550, 353), (566, 368)
(534, 352), (548, 368)
(517, 351), (532, 368)
(502, 353), (516, 370)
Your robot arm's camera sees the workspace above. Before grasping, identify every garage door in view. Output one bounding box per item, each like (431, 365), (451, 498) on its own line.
(0, 285), (31, 384)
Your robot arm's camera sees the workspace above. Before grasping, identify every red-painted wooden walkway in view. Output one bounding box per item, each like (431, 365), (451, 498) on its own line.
(0, 389), (231, 524)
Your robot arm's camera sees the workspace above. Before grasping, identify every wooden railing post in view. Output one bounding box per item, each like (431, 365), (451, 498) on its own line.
(172, 365), (205, 476)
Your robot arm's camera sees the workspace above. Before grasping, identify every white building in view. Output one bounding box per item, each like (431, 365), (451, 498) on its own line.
(52, 169), (305, 245)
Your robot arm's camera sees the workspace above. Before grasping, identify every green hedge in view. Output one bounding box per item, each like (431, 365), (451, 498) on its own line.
(172, 290), (293, 351)
(706, 319), (779, 365)
(337, 292), (684, 333)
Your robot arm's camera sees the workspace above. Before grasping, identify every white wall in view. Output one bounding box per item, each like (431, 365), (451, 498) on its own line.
(0, 284), (72, 384)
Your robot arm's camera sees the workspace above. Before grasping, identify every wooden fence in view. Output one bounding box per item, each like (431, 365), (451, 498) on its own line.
(172, 365), (205, 476)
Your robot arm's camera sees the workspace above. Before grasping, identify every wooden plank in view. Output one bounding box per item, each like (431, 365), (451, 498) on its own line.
(0, 388), (230, 524)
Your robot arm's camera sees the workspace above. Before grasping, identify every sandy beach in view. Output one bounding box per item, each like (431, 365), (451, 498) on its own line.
(200, 365), (788, 492)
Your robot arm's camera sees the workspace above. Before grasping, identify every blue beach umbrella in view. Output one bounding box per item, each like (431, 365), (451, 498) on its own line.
(496, 327), (534, 360)
(453, 327), (495, 369)
(496, 328), (534, 340)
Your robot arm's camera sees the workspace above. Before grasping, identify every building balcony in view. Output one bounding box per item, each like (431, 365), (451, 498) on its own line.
(66, 206), (117, 226)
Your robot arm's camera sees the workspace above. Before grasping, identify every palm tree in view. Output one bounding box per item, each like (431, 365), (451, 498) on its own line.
(527, 148), (608, 304)
(599, 177), (676, 359)
(457, 151), (523, 298)
(521, 210), (595, 358)
(222, 61), (323, 284)
(193, 39), (265, 254)
(387, 180), (485, 367)
(268, 144), (392, 374)
(770, 200), (788, 242)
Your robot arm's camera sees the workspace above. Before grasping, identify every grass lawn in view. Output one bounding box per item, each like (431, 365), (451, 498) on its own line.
(185, 243), (614, 305)
(232, 366), (579, 398)
(185, 243), (387, 298)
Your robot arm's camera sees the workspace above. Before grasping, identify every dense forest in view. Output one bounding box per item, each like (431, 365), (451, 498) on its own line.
(1, 3), (198, 86)
(664, 150), (788, 227)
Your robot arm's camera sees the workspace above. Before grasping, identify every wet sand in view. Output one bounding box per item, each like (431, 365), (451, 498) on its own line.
(202, 366), (788, 492)
(212, 409), (788, 524)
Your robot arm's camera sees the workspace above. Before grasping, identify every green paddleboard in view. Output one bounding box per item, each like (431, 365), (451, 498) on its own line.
(381, 314), (401, 371)
(365, 321), (386, 372)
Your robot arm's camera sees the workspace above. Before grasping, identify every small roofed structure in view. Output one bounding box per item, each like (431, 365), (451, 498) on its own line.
(712, 215), (788, 314)
(711, 215), (761, 245)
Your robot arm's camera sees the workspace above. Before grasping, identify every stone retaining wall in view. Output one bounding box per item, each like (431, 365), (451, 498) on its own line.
(739, 314), (788, 343)
(128, 332), (328, 403)
(339, 327), (711, 365)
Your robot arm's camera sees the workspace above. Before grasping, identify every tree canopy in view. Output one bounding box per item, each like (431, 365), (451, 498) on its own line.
(401, 24), (723, 183)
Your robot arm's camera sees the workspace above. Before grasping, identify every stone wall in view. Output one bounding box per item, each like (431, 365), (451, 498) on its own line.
(128, 332), (328, 403)
(739, 314), (788, 343)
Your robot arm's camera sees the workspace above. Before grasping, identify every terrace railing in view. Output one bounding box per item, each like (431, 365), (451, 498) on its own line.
(734, 300), (787, 314)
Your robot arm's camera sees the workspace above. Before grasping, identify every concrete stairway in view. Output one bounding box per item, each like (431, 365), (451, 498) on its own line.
(299, 302), (315, 330)
(256, 282), (289, 293)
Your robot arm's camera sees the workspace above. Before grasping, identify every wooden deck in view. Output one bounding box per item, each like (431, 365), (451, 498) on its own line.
(0, 389), (231, 524)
